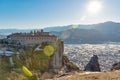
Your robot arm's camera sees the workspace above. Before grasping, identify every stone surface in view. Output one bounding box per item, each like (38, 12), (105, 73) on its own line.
(84, 55), (101, 72)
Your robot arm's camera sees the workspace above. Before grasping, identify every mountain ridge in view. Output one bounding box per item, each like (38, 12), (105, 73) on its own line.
(1, 21), (120, 44)
(0, 21), (120, 34)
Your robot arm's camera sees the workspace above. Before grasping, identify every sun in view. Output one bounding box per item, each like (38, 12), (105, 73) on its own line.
(87, 1), (102, 14)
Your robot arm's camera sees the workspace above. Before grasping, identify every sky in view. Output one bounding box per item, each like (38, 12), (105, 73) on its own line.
(0, 0), (120, 29)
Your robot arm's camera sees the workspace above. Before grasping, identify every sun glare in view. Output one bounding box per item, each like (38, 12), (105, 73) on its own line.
(87, 1), (102, 14)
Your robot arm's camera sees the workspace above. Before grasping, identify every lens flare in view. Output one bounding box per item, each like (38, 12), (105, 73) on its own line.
(61, 31), (71, 39)
(72, 25), (79, 29)
(22, 66), (33, 77)
(43, 45), (55, 56)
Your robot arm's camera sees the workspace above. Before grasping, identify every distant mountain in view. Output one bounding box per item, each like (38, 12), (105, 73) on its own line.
(1, 21), (119, 34)
(45, 21), (120, 32)
(49, 21), (120, 43)
(0, 29), (38, 35)
(51, 28), (120, 44)
(94, 21), (120, 35)
(44, 26), (71, 32)
(0, 21), (120, 44)
(51, 29), (107, 44)
(44, 24), (93, 32)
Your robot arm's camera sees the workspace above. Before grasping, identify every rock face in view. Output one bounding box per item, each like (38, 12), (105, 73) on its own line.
(62, 55), (79, 72)
(111, 62), (120, 70)
(85, 55), (101, 72)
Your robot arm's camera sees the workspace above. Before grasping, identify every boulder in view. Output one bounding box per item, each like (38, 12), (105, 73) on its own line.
(84, 55), (101, 72)
(111, 62), (120, 70)
(62, 55), (79, 72)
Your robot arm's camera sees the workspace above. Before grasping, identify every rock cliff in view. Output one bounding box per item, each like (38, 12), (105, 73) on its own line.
(62, 55), (79, 72)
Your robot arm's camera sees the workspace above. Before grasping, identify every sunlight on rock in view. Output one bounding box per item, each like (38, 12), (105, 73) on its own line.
(22, 66), (33, 77)
(43, 45), (55, 56)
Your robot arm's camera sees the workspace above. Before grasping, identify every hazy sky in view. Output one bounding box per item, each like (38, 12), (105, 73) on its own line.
(0, 0), (120, 29)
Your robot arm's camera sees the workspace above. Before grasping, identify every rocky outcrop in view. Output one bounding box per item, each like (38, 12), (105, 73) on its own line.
(62, 55), (79, 72)
(111, 62), (120, 70)
(84, 55), (101, 72)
